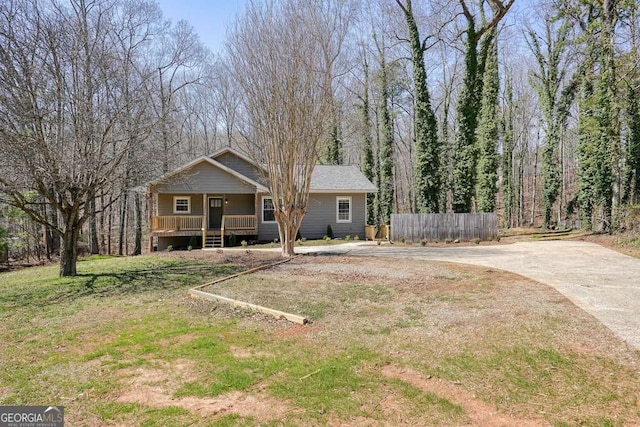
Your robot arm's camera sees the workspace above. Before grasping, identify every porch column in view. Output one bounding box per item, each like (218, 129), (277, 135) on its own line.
(202, 193), (207, 248)
(254, 190), (260, 233)
(147, 189), (154, 253)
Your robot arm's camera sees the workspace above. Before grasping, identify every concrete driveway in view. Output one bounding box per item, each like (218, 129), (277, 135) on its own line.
(297, 240), (640, 350)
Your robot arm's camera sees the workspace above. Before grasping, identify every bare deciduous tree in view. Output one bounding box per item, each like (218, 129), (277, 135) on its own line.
(0, 0), (158, 275)
(227, 0), (341, 256)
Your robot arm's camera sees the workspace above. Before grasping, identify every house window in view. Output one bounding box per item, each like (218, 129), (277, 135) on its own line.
(173, 196), (191, 214)
(336, 196), (351, 223)
(262, 197), (275, 223)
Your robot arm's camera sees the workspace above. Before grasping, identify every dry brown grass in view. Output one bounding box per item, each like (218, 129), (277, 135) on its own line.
(202, 254), (640, 425)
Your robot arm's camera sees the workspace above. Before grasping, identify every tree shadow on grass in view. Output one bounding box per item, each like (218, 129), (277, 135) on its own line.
(1, 263), (238, 311)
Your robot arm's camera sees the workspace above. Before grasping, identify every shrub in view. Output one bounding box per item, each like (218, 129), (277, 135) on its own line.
(354, 235), (359, 240)
(326, 224), (334, 239)
(474, 238), (481, 245)
(187, 245), (193, 251)
(229, 233), (237, 247)
(421, 240), (427, 246)
(241, 240), (248, 248)
(345, 235), (351, 241)
(188, 235), (198, 249)
(445, 238), (453, 244)
(166, 245), (173, 252)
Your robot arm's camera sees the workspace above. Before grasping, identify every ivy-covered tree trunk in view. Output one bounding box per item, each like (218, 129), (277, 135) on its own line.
(476, 35), (499, 213)
(451, 0), (513, 213)
(578, 77), (598, 231)
(452, 19), (480, 213)
(396, 0), (440, 213)
(360, 59), (376, 224)
(623, 85), (640, 204)
(378, 44), (394, 225)
(594, 65), (615, 232)
(502, 77), (515, 227)
(528, 21), (578, 229)
(325, 119), (343, 165)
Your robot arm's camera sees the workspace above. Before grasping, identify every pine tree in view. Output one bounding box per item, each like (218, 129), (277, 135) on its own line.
(476, 35), (499, 212)
(396, 0), (440, 213)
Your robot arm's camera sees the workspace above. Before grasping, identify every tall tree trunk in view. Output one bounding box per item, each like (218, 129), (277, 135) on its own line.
(134, 192), (142, 255)
(377, 40), (394, 225)
(99, 192), (106, 253)
(360, 58), (376, 225)
(531, 143), (539, 226)
(396, 0), (440, 213)
(118, 191), (128, 256)
(88, 198), (99, 254)
(502, 77), (515, 228)
(60, 216), (81, 277)
(476, 34), (499, 213)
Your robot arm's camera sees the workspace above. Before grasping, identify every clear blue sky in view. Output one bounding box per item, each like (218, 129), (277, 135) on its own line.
(156, 0), (247, 54)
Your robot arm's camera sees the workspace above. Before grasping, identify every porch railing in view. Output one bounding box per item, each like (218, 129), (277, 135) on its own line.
(151, 215), (203, 231)
(222, 215), (257, 231)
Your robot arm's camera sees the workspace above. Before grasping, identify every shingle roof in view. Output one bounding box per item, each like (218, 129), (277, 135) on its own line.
(310, 165), (377, 192)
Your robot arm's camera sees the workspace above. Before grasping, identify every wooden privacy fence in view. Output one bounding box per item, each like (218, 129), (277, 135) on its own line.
(390, 213), (497, 242)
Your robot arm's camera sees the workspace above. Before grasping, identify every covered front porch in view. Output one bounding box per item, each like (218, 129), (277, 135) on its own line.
(149, 193), (259, 249)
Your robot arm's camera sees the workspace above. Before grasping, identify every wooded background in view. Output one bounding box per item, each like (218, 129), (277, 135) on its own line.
(0, 0), (639, 268)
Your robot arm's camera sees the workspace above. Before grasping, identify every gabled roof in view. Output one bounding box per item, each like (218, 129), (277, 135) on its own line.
(143, 156), (269, 192)
(310, 165), (377, 193)
(208, 146), (265, 172)
(143, 145), (376, 194)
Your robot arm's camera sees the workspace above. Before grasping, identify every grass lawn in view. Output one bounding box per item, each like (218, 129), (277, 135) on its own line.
(1, 251), (640, 426)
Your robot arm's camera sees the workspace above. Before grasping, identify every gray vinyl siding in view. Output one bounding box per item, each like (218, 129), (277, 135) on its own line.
(301, 193), (366, 239)
(257, 193), (279, 241)
(158, 193), (255, 219)
(214, 152), (266, 185)
(152, 161), (255, 194)
(224, 194), (256, 215)
(157, 194), (203, 216)
(257, 193), (366, 241)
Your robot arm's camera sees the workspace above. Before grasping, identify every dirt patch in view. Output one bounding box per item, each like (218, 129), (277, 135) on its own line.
(116, 359), (293, 422)
(381, 365), (545, 427)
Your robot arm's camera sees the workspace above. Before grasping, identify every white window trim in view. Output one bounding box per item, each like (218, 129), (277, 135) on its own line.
(261, 196), (276, 223)
(336, 196), (352, 223)
(173, 196), (191, 214)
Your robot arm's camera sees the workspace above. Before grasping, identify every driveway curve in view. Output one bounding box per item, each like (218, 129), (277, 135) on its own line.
(298, 240), (640, 350)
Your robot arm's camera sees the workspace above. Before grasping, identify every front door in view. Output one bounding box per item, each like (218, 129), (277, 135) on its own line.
(208, 197), (223, 229)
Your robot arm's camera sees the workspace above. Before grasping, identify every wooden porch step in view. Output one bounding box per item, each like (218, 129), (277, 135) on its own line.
(205, 235), (222, 249)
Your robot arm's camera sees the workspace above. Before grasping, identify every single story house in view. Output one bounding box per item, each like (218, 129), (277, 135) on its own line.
(143, 147), (377, 250)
